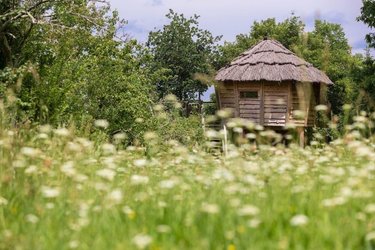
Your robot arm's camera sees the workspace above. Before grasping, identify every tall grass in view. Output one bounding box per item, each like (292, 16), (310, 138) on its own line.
(1, 106), (375, 249)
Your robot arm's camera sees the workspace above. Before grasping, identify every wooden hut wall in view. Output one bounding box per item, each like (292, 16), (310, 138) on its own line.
(217, 82), (288, 126)
(217, 81), (321, 127)
(216, 82), (237, 114)
(262, 83), (289, 126)
(237, 82), (262, 123)
(288, 83), (320, 127)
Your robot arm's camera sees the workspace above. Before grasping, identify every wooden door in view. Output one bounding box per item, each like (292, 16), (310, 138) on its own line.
(238, 88), (262, 124)
(263, 86), (288, 127)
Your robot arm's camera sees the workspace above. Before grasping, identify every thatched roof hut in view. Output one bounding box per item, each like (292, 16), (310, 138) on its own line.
(215, 38), (333, 129)
(216, 39), (332, 84)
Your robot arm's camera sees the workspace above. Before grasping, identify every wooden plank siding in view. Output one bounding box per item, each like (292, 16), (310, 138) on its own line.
(217, 81), (319, 127)
(288, 83), (318, 127)
(217, 83), (237, 112)
(263, 84), (289, 127)
(238, 84), (261, 123)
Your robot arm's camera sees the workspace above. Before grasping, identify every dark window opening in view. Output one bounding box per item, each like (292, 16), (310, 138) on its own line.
(240, 91), (258, 99)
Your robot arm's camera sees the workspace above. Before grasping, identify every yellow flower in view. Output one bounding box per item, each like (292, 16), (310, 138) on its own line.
(227, 244), (236, 250)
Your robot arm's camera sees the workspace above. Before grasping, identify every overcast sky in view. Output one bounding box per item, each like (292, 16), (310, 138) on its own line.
(109, 0), (373, 55)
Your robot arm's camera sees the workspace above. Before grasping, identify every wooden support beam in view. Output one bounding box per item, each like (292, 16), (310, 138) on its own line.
(297, 127), (305, 147)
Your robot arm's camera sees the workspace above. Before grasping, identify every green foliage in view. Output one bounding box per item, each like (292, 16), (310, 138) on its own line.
(149, 95), (204, 147)
(214, 15), (304, 69)
(147, 9), (221, 101)
(356, 0), (375, 111)
(358, 0), (375, 48)
(0, 1), (164, 144)
(202, 92), (218, 116)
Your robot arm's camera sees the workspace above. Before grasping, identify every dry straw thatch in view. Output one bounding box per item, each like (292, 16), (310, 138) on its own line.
(215, 39), (333, 84)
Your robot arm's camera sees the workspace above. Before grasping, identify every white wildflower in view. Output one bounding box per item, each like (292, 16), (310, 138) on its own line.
(233, 127), (243, 134)
(201, 203), (220, 214)
(340, 187), (353, 197)
(96, 168), (116, 181)
(366, 231), (375, 242)
(0, 196), (8, 206)
(292, 110), (306, 120)
(205, 129), (218, 139)
(131, 175), (149, 185)
(315, 104), (328, 112)
(76, 138), (93, 149)
(102, 157), (117, 169)
(68, 240), (79, 249)
(21, 147), (39, 157)
(132, 234), (152, 249)
(246, 133), (257, 139)
(133, 159), (147, 167)
(106, 189), (123, 205)
(158, 201), (167, 208)
(102, 143), (116, 155)
(213, 168), (234, 181)
(322, 197), (347, 207)
(229, 198), (241, 208)
(365, 203), (375, 214)
(156, 225), (171, 234)
(39, 125), (52, 133)
(113, 133), (127, 142)
(216, 109), (232, 119)
(12, 160), (26, 168)
(122, 206), (135, 217)
(237, 205), (260, 216)
(25, 165), (38, 175)
(60, 161), (76, 177)
(46, 203), (55, 209)
(356, 212), (366, 221)
(290, 214), (309, 226)
(343, 104), (352, 111)
(94, 119), (109, 129)
(67, 142), (82, 152)
(153, 104), (164, 112)
(94, 182), (109, 191)
(41, 186), (60, 198)
(144, 131), (157, 141)
(74, 174), (88, 183)
(53, 128), (70, 137)
(36, 133), (48, 140)
(25, 214), (39, 224)
(247, 218), (262, 228)
(159, 179), (177, 189)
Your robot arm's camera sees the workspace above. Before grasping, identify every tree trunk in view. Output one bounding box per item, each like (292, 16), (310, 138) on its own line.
(0, 32), (13, 68)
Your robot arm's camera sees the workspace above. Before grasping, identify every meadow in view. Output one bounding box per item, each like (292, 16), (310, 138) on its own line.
(1, 108), (375, 250)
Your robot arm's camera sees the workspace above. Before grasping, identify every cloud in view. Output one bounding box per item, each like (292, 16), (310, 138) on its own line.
(110, 0), (372, 52)
(151, 0), (163, 6)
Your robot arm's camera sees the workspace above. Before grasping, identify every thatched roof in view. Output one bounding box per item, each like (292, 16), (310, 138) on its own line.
(215, 39), (333, 84)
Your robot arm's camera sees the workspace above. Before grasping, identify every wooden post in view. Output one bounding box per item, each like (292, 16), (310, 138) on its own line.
(223, 125), (228, 157)
(260, 82), (264, 125)
(234, 82), (239, 117)
(297, 127), (305, 147)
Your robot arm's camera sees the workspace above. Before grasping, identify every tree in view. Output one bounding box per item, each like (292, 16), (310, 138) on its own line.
(0, 0), (161, 143)
(297, 20), (355, 114)
(356, 0), (375, 111)
(214, 15), (304, 69)
(357, 0), (375, 48)
(147, 9), (221, 101)
(0, 0), (108, 69)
